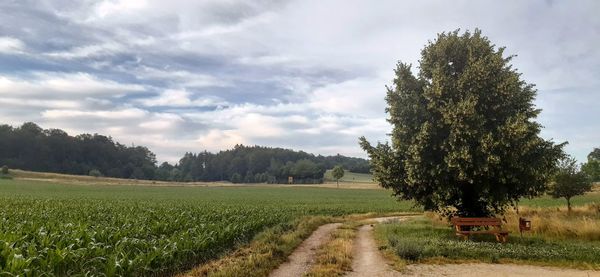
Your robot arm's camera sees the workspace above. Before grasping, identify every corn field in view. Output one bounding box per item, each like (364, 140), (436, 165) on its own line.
(0, 180), (411, 276)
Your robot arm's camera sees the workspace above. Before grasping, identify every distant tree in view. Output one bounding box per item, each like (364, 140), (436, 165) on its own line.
(230, 173), (242, 184)
(332, 165), (345, 188)
(169, 168), (182, 181)
(582, 148), (600, 182)
(243, 172), (255, 183)
(291, 159), (320, 179)
(130, 168), (145, 180)
(549, 156), (593, 212)
(360, 29), (565, 218)
(89, 169), (102, 178)
(1, 165), (8, 175)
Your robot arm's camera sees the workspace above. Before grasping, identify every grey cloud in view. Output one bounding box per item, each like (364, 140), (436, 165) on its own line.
(0, 0), (598, 162)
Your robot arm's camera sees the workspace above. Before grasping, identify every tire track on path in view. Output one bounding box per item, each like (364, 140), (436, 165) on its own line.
(269, 222), (342, 277)
(346, 217), (408, 277)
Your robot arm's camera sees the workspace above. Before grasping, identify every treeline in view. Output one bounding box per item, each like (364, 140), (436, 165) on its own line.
(162, 146), (368, 183)
(0, 122), (370, 183)
(0, 122), (158, 179)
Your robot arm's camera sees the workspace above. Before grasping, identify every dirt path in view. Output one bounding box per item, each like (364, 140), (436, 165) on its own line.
(345, 217), (409, 277)
(269, 222), (342, 277)
(403, 263), (600, 276)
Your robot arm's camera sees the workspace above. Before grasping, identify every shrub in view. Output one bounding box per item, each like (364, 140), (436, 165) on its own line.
(230, 173), (242, 183)
(393, 240), (424, 261)
(89, 169), (102, 177)
(1, 165), (8, 175)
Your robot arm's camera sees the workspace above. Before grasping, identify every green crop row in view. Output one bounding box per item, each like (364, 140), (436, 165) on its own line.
(0, 180), (413, 276)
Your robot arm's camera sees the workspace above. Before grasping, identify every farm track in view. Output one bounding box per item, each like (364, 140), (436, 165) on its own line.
(346, 217), (409, 277)
(269, 223), (342, 277)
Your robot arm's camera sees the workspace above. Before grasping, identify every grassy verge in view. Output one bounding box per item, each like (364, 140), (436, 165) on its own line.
(180, 216), (333, 277)
(304, 221), (360, 277)
(375, 216), (600, 270)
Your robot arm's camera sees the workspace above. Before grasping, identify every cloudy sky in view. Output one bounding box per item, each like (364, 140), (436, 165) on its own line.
(0, 0), (598, 163)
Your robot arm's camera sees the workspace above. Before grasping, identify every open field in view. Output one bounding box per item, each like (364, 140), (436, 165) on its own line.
(375, 205), (600, 270)
(324, 169), (373, 183)
(9, 169), (227, 187)
(0, 178), (414, 276)
(1, 170), (599, 275)
(10, 169), (380, 189)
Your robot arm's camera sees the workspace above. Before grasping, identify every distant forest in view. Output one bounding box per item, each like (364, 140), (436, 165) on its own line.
(0, 122), (369, 183)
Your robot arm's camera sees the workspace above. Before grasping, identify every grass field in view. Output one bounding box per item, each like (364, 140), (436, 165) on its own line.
(323, 170), (373, 183)
(374, 189), (600, 270)
(0, 178), (413, 276)
(375, 216), (600, 270)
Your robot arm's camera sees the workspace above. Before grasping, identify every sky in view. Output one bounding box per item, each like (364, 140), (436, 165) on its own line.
(0, 0), (598, 163)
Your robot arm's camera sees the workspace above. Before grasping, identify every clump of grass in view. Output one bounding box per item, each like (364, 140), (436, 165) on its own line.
(391, 239), (424, 261)
(305, 222), (359, 277)
(0, 165), (12, 179)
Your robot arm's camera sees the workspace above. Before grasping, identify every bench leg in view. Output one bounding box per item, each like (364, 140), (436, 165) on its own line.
(495, 234), (508, 243)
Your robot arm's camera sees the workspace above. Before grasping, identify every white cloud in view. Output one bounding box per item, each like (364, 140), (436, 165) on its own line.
(45, 42), (125, 59)
(196, 129), (247, 152)
(0, 98), (80, 109)
(0, 37), (24, 54)
(93, 0), (148, 19)
(0, 73), (145, 97)
(139, 89), (227, 107)
(308, 75), (389, 116)
(42, 108), (147, 120)
(133, 66), (228, 88)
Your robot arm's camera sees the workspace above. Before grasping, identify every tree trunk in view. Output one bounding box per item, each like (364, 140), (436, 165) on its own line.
(336, 179), (339, 188)
(459, 182), (488, 217)
(567, 197), (572, 213)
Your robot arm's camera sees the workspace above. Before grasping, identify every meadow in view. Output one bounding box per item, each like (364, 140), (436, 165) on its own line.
(375, 190), (600, 270)
(0, 178), (413, 276)
(323, 169), (373, 183)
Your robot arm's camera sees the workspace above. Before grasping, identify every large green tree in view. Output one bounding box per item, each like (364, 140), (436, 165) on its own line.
(360, 29), (564, 217)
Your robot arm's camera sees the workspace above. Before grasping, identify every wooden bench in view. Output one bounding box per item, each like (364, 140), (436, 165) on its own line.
(450, 217), (509, 243)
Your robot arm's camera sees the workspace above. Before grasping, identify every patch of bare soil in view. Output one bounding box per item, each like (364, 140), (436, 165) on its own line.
(269, 223), (342, 277)
(403, 263), (600, 277)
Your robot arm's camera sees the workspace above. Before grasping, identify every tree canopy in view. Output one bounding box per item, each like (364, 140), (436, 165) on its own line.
(0, 122), (157, 180)
(332, 165), (345, 187)
(582, 148), (600, 182)
(360, 29), (564, 217)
